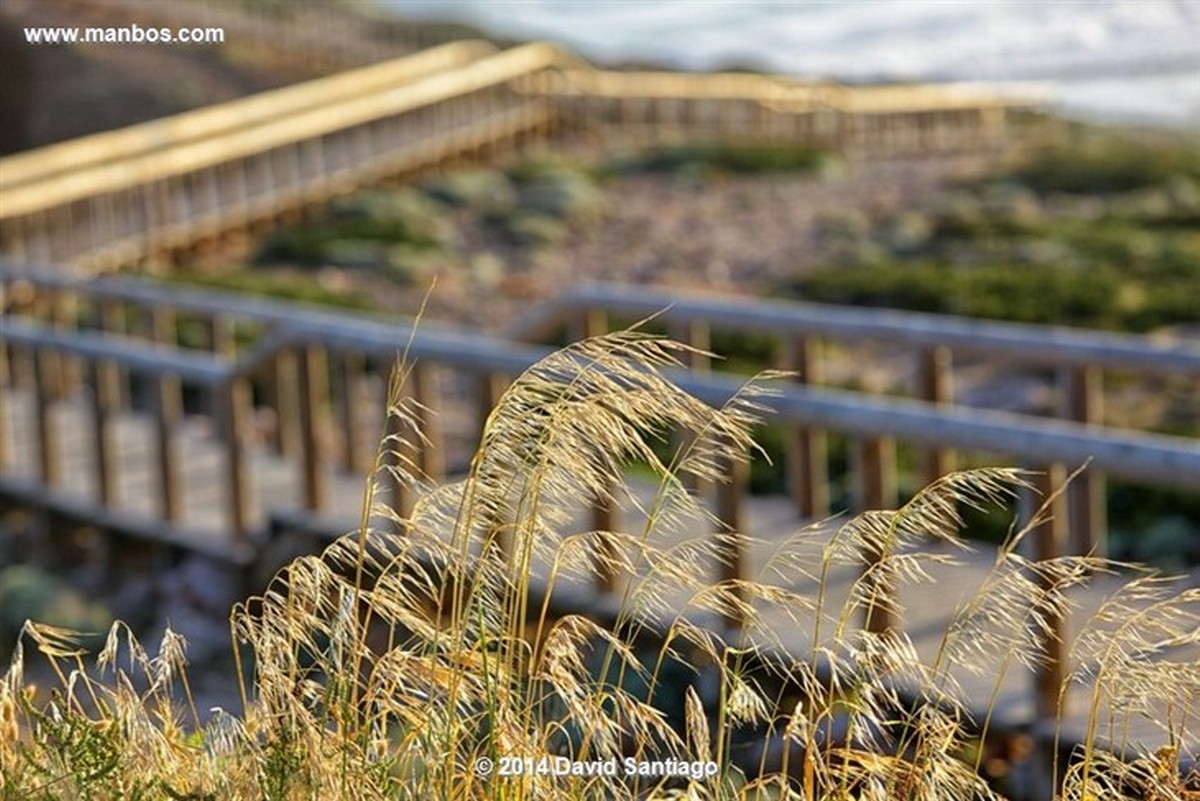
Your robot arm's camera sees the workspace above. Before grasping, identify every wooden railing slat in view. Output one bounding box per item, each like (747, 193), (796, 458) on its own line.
(532, 283), (1200, 375)
(89, 360), (118, 508)
(223, 377), (255, 540)
(297, 344), (330, 513)
(783, 335), (829, 520)
(32, 346), (60, 487)
(919, 345), (956, 484)
(716, 447), (749, 630)
(1062, 365), (1107, 557)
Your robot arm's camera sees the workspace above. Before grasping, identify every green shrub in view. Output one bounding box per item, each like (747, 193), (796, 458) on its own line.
(159, 271), (376, 311)
(422, 169), (516, 214)
(624, 141), (827, 175)
(922, 206), (1200, 332)
(787, 249), (1199, 333)
(497, 210), (570, 247)
(1006, 136), (1200, 195)
(0, 566), (109, 658)
(255, 227), (330, 265)
(514, 168), (606, 224)
(258, 188), (450, 267)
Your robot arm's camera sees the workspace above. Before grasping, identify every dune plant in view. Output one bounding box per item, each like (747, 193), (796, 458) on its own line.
(1, 331), (1197, 800)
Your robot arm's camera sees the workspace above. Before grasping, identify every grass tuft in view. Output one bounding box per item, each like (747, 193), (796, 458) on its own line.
(2, 332), (1197, 799)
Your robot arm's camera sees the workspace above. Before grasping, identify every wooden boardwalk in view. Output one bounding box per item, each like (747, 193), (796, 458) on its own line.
(0, 38), (1048, 273)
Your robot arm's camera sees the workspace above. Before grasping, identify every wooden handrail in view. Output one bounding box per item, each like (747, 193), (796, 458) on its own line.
(0, 42), (580, 218)
(4, 275), (1195, 743)
(545, 68), (1048, 112)
(0, 40), (500, 192)
(517, 283), (1200, 376)
(510, 283), (1196, 560)
(0, 39), (1050, 274)
(5, 295), (1197, 490)
(673, 371), (1200, 490)
(11, 269), (1196, 378)
(2, 319), (229, 384)
(0, 40), (1045, 222)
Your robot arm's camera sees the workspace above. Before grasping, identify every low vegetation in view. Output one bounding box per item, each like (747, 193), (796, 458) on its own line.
(1007, 129), (1200, 195)
(784, 131), (1200, 333)
(251, 158), (607, 287)
(155, 269), (378, 312)
(774, 129), (1200, 565)
(2, 333), (1197, 799)
(611, 141), (832, 177)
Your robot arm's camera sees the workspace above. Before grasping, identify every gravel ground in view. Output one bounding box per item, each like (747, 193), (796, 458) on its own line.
(348, 154), (988, 331)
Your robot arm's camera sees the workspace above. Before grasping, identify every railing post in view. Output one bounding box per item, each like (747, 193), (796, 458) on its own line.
(209, 315), (236, 359)
(670, 319), (711, 494)
(153, 369), (183, 523)
(1027, 464), (1068, 799)
(476, 372), (508, 444)
(384, 381), (413, 522)
(716, 445), (749, 630)
(100, 299), (128, 409)
(856, 434), (898, 634)
(572, 308), (608, 345)
(573, 308), (619, 593)
(476, 371), (511, 555)
(1029, 465), (1068, 716)
(223, 376), (255, 541)
(269, 348), (302, 458)
(919, 345), (955, 485)
(782, 336), (829, 519)
(590, 488), (620, 595)
(33, 346), (60, 487)
(334, 350), (369, 474)
(4, 282), (35, 392)
(35, 290), (64, 401)
(1060, 366), (1106, 557)
(413, 363), (444, 483)
(147, 306), (184, 413)
(297, 343), (330, 513)
(147, 308), (184, 522)
(89, 360), (118, 507)
(50, 287), (80, 397)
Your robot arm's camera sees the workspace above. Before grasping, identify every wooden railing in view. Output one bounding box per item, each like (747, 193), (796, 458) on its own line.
(0, 40), (1046, 273)
(4, 269), (1198, 731)
(535, 68), (1044, 154)
(4, 268), (1197, 548)
(0, 40), (501, 193)
(0, 41), (575, 272)
(513, 283), (1200, 559)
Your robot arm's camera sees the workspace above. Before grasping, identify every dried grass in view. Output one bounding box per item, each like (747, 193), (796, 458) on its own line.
(1, 331), (1196, 800)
